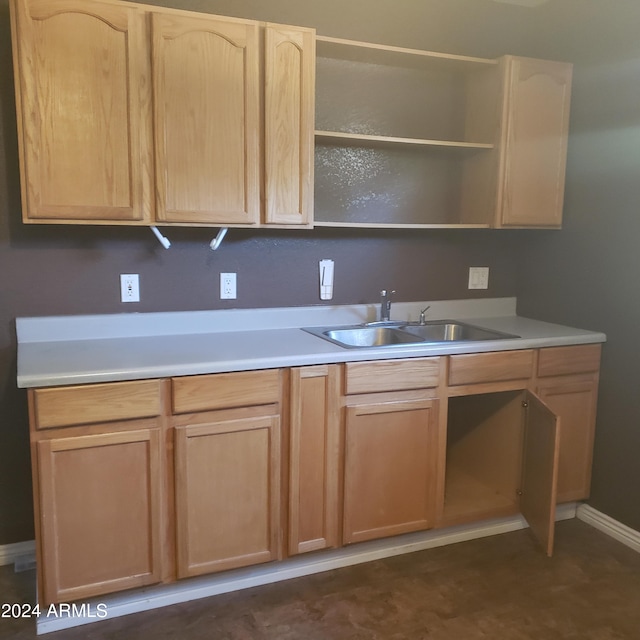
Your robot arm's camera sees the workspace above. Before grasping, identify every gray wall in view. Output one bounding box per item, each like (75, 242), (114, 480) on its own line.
(518, 0), (640, 530)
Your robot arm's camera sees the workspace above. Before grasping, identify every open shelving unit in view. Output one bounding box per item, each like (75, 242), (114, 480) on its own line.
(314, 35), (504, 228)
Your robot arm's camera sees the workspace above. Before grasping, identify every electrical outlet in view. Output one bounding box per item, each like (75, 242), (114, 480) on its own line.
(220, 273), (237, 299)
(468, 267), (489, 290)
(120, 274), (140, 302)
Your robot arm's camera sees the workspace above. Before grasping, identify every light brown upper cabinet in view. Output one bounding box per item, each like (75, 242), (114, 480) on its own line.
(10, 0), (315, 227)
(314, 38), (572, 229)
(264, 25), (315, 226)
(10, 0), (154, 223)
(314, 37), (500, 229)
(152, 12), (260, 225)
(496, 56), (572, 228)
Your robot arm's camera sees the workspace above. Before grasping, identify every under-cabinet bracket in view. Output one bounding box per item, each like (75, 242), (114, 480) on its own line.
(210, 228), (228, 251)
(150, 226), (171, 249)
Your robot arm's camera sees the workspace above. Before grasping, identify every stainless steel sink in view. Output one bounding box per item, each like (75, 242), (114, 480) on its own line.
(303, 321), (518, 349)
(399, 322), (519, 342)
(313, 326), (423, 348)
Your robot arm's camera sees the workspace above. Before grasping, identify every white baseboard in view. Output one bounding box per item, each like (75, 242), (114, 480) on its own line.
(577, 504), (640, 554)
(0, 540), (35, 567)
(37, 504), (577, 635)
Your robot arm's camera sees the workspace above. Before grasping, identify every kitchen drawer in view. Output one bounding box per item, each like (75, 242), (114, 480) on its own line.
(32, 380), (162, 430)
(537, 344), (601, 378)
(448, 350), (534, 386)
(172, 369), (281, 414)
(344, 358), (441, 395)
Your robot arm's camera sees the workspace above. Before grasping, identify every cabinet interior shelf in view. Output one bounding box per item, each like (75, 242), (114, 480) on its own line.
(313, 221), (490, 229)
(316, 35), (497, 71)
(316, 130), (494, 152)
(442, 466), (518, 525)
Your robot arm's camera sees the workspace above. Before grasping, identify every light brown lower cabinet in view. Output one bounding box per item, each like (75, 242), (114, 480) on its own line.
(26, 344), (601, 605)
(288, 365), (340, 555)
(37, 424), (163, 604)
(343, 397), (439, 544)
(443, 389), (560, 555)
(535, 344), (601, 504)
(537, 377), (598, 503)
(174, 408), (282, 578)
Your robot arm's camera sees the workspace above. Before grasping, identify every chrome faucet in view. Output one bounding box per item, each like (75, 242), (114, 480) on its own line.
(380, 289), (395, 322)
(419, 305), (431, 326)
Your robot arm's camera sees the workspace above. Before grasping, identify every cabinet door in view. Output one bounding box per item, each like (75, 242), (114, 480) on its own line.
(12, 0), (152, 223)
(152, 12), (260, 225)
(498, 56), (572, 228)
(343, 398), (437, 544)
(37, 428), (162, 604)
(537, 377), (598, 503)
(175, 413), (280, 578)
(264, 24), (315, 226)
(288, 366), (340, 555)
(520, 392), (560, 557)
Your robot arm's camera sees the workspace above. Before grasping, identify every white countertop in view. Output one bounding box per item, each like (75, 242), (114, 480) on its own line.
(16, 298), (606, 388)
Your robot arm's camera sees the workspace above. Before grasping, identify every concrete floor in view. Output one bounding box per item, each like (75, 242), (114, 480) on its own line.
(2, 519), (640, 639)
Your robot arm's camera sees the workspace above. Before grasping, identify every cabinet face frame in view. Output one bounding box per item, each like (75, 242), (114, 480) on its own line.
(11, 0), (154, 224)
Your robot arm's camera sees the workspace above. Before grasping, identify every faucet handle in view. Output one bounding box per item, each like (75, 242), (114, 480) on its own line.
(419, 305), (431, 325)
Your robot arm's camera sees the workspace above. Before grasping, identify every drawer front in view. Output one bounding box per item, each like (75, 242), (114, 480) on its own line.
(33, 380), (162, 430)
(448, 350), (534, 386)
(537, 344), (601, 378)
(172, 369), (281, 414)
(345, 358), (440, 395)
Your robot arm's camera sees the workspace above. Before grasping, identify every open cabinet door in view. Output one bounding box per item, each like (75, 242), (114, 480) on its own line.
(520, 391), (560, 556)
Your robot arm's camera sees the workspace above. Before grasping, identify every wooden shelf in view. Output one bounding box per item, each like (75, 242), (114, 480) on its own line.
(313, 221), (490, 230)
(314, 33), (504, 228)
(316, 35), (497, 71)
(315, 130), (494, 151)
(442, 466), (518, 526)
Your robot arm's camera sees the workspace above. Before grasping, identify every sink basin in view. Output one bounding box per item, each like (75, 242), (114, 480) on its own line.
(317, 326), (423, 348)
(303, 321), (519, 349)
(399, 322), (519, 342)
